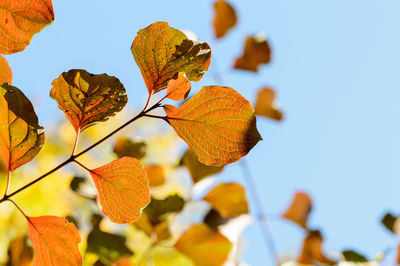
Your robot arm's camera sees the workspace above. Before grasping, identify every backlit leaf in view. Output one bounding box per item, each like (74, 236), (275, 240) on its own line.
(113, 137), (146, 160)
(234, 35), (271, 72)
(145, 165), (165, 187)
(213, 0), (237, 39)
(0, 84), (44, 171)
(131, 22), (211, 94)
(282, 191), (312, 229)
(6, 236), (33, 266)
(165, 86), (262, 166)
(342, 250), (368, 262)
(0, 0), (54, 54)
(298, 230), (335, 265)
(175, 223), (232, 266)
(254, 87), (283, 121)
(0, 55), (12, 84)
(89, 157), (150, 224)
(203, 182), (248, 218)
(166, 72), (191, 101)
(27, 216), (82, 266)
(50, 69), (127, 133)
(180, 149), (223, 183)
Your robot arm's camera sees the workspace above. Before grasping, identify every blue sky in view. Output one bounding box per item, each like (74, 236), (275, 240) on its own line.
(5, 0), (400, 265)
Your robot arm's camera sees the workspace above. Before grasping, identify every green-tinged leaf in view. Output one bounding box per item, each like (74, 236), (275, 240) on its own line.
(113, 137), (146, 160)
(50, 69), (127, 133)
(180, 149), (223, 183)
(342, 250), (368, 262)
(164, 86), (262, 166)
(131, 22), (211, 94)
(0, 84), (44, 172)
(144, 195), (185, 225)
(381, 212), (399, 234)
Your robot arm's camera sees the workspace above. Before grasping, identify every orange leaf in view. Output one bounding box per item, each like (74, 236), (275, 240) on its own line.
(145, 165), (165, 187)
(254, 87), (283, 121)
(234, 35), (271, 72)
(180, 149), (223, 183)
(131, 22), (211, 94)
(51, 69), (128, 133)
(282, 191), (312, 229)
(0, 55), (12, 84)
(165, 86), (262, 166)
(298, 230), (336, 265)
(27, 216), (82, 266)
(204, 182), (248, 218)
(213, 0), (237, 39)
(397, 244), (400, 264)
(175, 223), (232, 266)
(90, 157), (150, 224)
(0, 84), (44, 171)
(7, 236), (33, 266)
(166, 72), (191, 101)
(0, 0), (54, 54)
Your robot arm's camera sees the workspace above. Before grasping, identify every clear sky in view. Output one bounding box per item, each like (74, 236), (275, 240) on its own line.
(5, 0), (400, 265)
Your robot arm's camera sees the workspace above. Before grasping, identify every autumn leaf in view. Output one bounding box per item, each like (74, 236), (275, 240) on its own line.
(113, 137), (146, 160)
(342, 250), (368, 262)
(204, 209), (230, 230)
(204, 182), (248, 218)
(175, 223), (232, 266)
(234, 35), (271, 72)
(397, 245), (400, 264)
(381, 212), (400, 234)
(144, 195), (185, 225)
(50, 69), (128, 133)
(27, 216), (82, 266)
(213, 0), (237, 39)
(165, 86), (262, 166)
(254, 87), (283, 121)
(145, 165), (165, 187)
(0, 0), (54, 54)
(131, 22), (211, 94)
(282, 191), (312, 229)
(0, 55), (12, 84)
(6, 236), (33, 266)
(89, 157), (150, 224)
(298, 230), (336, 265)
(180, 149), (223, 183)
(0, 84), (45, 172)
(166, 72), (191, 101)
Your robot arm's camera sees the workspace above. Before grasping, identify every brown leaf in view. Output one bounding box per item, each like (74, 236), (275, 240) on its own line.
(0, 55), (12, 84)
(131, 22), (211, 94)
(175, 223), (232, 266)
(113, 137), (146, 160)
(298, 230), (336, 265)
(213, 0), (237, 39)
(50, 69), (127, 133)
(27, 216), (82, 266)
(165, 86), (262, 166)
(0, 0), (54, 54)
(180, 149), (224, 183)
(145, 165), (165, 187)
(204, 182), (248, 218)
(0, 84), (44, 171)
(282, 191), (312, 229)
(234, 35), (271, 72)
(166, 72), (191, 101)
(254, 87), (283, 121)
(6, 236), (33, 266)
(90, 157), (150, 224)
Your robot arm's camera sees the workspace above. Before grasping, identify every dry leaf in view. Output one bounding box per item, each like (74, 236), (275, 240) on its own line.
(282, 191), (312, 229)
(234, 35), (271, 72)
(254, 87), (283, 121)
(213, 0), (237, 38)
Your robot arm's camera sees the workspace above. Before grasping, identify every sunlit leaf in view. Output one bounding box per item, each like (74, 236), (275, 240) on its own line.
(342, 250), (368, 262)
(175, 223), (232, 266)
(144, 195), (185, 225)
(213, 0), (237, 39)
(204, 182), (248, 218)
(282, 191), (312, 229)
(166, 72), (191, 101)
(254, 87), (283, 121)
(131, 22), (211, 94)
(0, 84), (45, 171)
(6, 236), (33, 266)
(298, 230), (335, 265)
(113, 137), (146, 160)
(165, 86), (262, 166)
(234, 35), (271, 72)
(0, 55), (12, 84)
(87, 214), (133, 264)
(381, 212), (400, 234)
(0, 0), (54, 54)
(90, 157), (150, 224)
(145, 165), (165, 187)
(50, 69), (127, 133)
(27, 216), (82, 266)
(180, 149), (223, 183)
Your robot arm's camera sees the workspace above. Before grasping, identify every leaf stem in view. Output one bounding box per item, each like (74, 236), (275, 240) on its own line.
(73, 159), (92, 173)
(7, 199), (28, 219)
(71, 128), (81, 156)
(2, 170), (11, 198)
